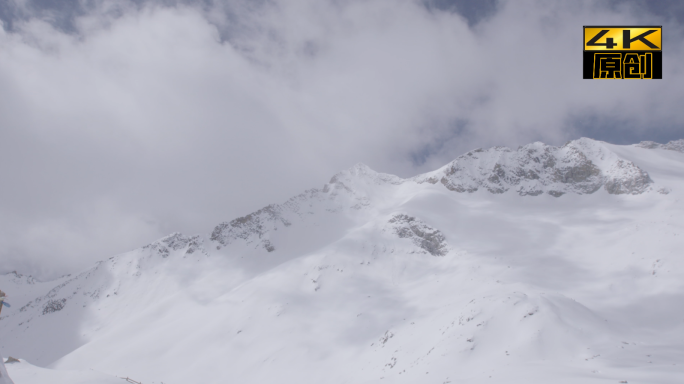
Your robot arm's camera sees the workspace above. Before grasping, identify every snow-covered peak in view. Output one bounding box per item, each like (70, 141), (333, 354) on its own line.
(328, 163), (404, 186)
(414, 137), (653, 196)
(209, 164), (401, 251)
(207, 138), (667, 256)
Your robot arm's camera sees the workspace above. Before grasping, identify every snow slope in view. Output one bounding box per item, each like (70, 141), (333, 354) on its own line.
(0, 138), (683, 384)
(0, 356), (14, 384)
(4, 358), (121, 384)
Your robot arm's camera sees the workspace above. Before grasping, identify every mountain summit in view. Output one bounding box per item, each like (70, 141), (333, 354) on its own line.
(414, 138), (654, 196)
(1, 138), (683, 384)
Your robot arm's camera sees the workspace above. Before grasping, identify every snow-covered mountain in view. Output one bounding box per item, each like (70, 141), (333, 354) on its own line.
(1, 138), (683, 384)
(413, 138), (656, 196)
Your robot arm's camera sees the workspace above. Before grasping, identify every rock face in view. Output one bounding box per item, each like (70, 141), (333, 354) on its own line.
(210, 195), (312, 252)
(636, 139), (684, 153)
(143, 232), (205, 258)
(387, 214), (448, 256)
(211, 204), (292, 252)
(42, 299), (67, 315)
(413, 138), (653, 196)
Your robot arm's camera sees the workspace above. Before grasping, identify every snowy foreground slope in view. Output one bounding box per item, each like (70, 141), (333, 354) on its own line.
(1, 138), (683, 384)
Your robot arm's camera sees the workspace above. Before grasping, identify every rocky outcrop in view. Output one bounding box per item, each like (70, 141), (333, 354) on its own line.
(603, 160), (652, 195)
(210, 204), (292, 252)
(143, 233), (204, 257)
(414, 138), (653, 196)
(42, 299), (66, 315)
(388, 214), (448, 256)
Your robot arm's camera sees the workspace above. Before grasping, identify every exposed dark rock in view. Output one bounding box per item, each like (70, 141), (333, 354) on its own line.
(43, 299), (66, 315)
(389, 214), (448, 256)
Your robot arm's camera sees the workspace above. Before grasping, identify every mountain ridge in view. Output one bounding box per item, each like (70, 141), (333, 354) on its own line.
(1, 137), (683, 384)
(208, 137), (661, 254)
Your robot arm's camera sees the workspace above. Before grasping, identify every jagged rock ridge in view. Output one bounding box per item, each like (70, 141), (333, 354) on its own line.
(209, 166), (391, 252)
(387, 214), (448, 256)
(143, 232), (205, 258)
(210, 191), (319, 252)
(413, 138), (653, 196)
(208, 138), (659, 252)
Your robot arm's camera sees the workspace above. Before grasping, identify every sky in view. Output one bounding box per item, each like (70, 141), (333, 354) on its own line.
(1, 0), (683, 279)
